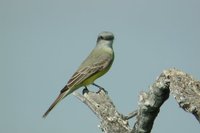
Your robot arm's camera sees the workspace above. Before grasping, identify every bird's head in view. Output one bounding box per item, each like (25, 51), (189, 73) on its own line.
(96, 31), (114, 48)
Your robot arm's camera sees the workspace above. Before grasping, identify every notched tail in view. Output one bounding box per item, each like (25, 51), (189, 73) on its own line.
(42, 85), (69, 118)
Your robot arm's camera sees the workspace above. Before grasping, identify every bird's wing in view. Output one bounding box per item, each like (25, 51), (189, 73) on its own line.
(62, 55), (112, 92)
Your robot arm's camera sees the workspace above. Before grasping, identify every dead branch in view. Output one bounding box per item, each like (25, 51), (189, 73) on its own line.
(73, 68), (199, 133)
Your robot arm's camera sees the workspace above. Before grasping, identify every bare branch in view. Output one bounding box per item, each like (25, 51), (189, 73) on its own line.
(132, 72), (170, 133)
(73, 68), (200, 132)
(73, 89), (132, 133)
(164, 68), (200, 122)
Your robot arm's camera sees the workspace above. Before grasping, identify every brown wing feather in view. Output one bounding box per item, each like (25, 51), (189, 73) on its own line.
(65, 56), (111, 90)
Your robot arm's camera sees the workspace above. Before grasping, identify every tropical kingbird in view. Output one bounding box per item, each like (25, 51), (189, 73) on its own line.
(43, 31), (115, 118)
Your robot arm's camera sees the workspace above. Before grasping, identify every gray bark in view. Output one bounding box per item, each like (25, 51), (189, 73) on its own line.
(164, 69), (200, 122)
(73, 68), (200, 133)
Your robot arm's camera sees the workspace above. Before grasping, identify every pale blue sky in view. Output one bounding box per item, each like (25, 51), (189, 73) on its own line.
(0, 0), (200, 132)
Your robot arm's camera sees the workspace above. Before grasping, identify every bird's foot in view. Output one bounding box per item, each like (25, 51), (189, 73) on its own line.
(97, 87), (108, 94)
(82, 86), (89, 95)
(92, 83), (108, 94)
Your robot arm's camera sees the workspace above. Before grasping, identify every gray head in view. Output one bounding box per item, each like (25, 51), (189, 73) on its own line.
(97, 31), (114, 43)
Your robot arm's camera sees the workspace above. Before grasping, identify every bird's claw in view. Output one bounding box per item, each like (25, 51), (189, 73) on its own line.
(82, 87), (89, 94)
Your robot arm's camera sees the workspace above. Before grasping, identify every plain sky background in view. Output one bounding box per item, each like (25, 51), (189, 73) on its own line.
(1, 0), (200, 132)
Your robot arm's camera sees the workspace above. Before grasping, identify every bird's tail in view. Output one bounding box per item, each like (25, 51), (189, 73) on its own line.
(42, 85), (71, 118)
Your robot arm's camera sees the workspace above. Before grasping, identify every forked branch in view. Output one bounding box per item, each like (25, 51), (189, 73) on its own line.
(73, 68), (200, 133)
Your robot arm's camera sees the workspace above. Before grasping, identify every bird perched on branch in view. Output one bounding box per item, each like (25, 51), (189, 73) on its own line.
(43, 31), (115, 118)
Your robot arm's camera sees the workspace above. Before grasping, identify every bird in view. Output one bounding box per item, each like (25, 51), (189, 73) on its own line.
(43, 31), (115, 118)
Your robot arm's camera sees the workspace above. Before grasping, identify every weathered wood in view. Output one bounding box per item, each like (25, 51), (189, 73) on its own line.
(73, 68), (199, 133)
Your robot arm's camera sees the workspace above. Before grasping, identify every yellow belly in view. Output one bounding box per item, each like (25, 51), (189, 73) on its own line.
(82, 65), (110, 86)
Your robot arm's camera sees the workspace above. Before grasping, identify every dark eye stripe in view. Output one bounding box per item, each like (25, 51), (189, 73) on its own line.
(105, 36), (114, 40)
(97, 36), (114, 41)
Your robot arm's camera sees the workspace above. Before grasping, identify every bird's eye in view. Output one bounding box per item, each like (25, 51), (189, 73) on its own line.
(99, 36), (104, 39)
(97, 36), (104, 42)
